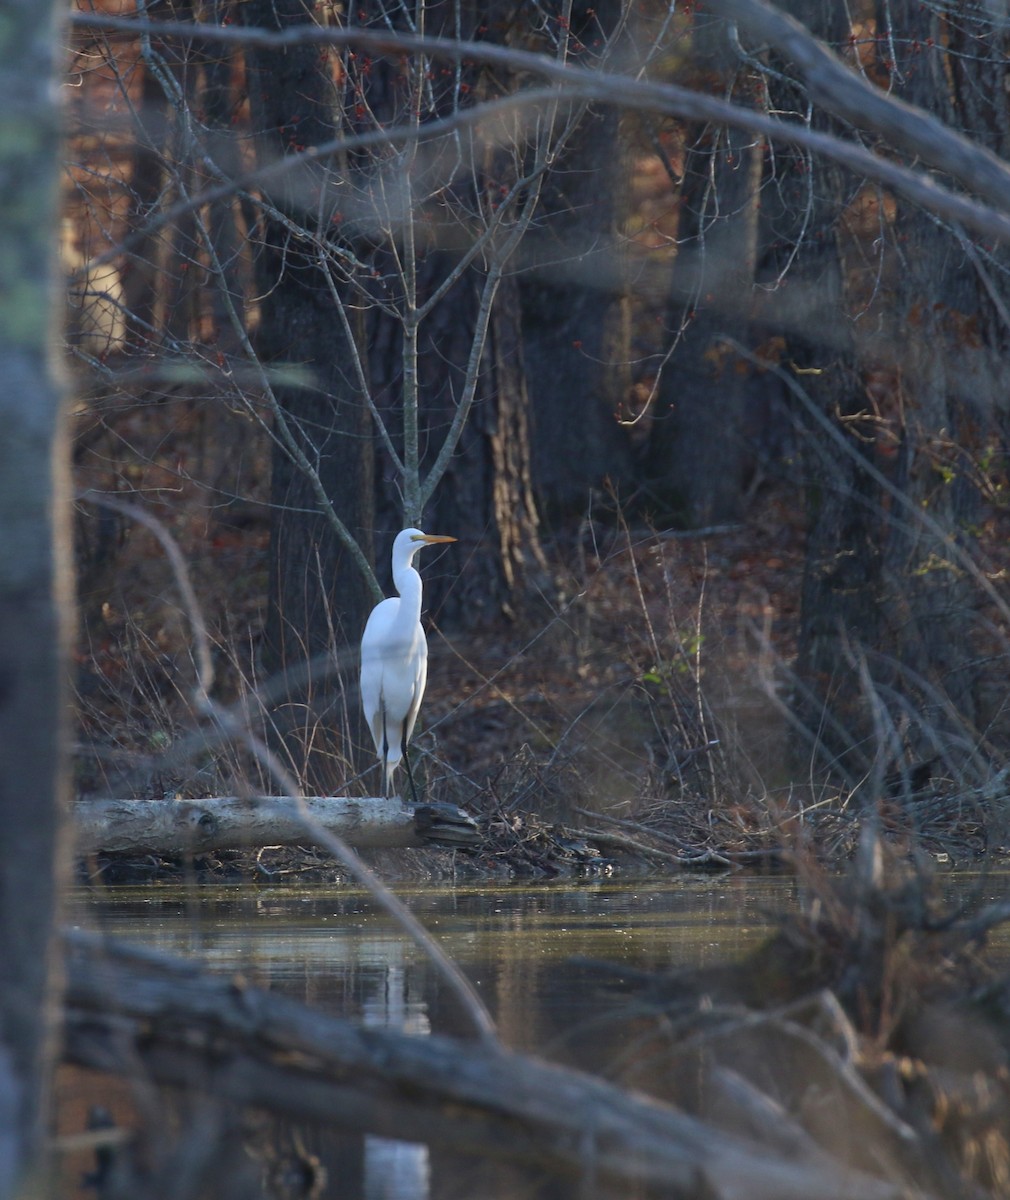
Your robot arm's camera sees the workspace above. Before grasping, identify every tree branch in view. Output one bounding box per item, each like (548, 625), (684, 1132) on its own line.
(710, 0), (1010, 216)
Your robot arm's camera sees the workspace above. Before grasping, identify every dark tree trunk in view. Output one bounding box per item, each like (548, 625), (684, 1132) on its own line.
(521, 102), (634, 526)
(365, 264), (546, 626)
(202, 0), (249, 358)
(763, 2), (888, 779)
(117, 64), (168, 351)
(0, 0), (70, 1189)
(364, 246), (521, 626)
(521, 0), (635, 526)
(643, 14), (765, 528)
(792, 327), (883, 780)
(244, 0), (374, 788)
(861, 0), (1010, 753)
(424, 270), (546, 621)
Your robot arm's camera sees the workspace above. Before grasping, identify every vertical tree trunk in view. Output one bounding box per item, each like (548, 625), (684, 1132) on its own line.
(366, 249), (547, 628)
(644, 15), (764, 527)
(244, 0), (375, 789)
(781, 0), (1002, 782)
(423, 270), (547, 620)
(868, 0), (1000, 742)
(521, 113), (634, 523)
(358, 0), (548, 625)
(202, 0), (249, 358)
(0, 1), (70, 1192)
(767, 2), (887, 779)
(521, 0), (635, 525)
(117, 64), (169, 350)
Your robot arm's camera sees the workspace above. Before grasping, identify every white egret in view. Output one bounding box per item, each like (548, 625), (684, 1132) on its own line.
(360, 528), (456, 802)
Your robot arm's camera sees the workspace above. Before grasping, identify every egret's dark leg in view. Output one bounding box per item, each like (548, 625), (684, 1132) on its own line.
(401, 730), (421, 807)
(379, 699), (392, 797)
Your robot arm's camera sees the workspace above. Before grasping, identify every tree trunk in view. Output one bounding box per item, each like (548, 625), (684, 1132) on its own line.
(867, 0), (1005, 751)
(365, 248), (523, 624)
(71, 795), (480, 855)
(772, 0), (1005, 784)
(754, 2), (892, 780)
(244, 0), (375, 790)
(521, 2), (635, 525)
(644, 16), (765, 527)
(422, 270), (547, 621)
(0, 1), (70, 1192)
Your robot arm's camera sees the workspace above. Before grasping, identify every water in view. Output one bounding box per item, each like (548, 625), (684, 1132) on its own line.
(64, 870), (1008, 1198)
(61, 874), (799, 1198)
(75, 874), (797, 1048)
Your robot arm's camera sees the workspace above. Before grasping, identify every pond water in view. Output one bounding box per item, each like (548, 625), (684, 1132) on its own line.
(63, 869), (1007, 1199)
(76, 873), (798, 1049)
(61, 873), (795, 1199)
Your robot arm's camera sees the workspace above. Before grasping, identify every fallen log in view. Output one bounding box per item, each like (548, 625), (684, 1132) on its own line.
(72, 796), (480, 855)
(62, 932), (923, 1200)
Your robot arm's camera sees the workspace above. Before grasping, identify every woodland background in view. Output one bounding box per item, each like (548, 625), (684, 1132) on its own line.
(63, 0), (1010, 829)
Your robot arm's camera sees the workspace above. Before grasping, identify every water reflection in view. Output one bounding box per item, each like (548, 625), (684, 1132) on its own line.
(361, 956), (430, 1200)
(77, 875), (797, 1044)
(65, 870), (1010, 1198)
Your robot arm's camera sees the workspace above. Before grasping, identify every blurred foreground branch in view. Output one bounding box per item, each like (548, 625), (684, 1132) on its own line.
(62, 932), (915, 1200)
(69, 8), (1010, 246)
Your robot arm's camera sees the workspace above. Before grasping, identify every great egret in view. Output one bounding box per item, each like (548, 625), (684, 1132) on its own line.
(360, 528), (456, 802)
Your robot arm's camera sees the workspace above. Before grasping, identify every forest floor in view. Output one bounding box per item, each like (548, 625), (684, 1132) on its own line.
(74, 462), (1010, 884)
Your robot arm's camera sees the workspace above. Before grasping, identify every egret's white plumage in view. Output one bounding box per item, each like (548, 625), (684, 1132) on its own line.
(360, 528), (456, 800)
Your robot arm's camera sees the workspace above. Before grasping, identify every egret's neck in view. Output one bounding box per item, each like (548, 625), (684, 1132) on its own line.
(393, 560), (423, 626)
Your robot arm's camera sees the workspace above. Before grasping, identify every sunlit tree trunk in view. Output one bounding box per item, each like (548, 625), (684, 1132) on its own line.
(354, 0), (548, 625)
(0, 1), (71, 1192)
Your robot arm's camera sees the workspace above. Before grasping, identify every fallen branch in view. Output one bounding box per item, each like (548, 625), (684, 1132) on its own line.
(579, 825), (734, 868)
(571, 808), (742, 867)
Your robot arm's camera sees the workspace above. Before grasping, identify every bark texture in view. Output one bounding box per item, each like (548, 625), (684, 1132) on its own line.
(71, 795), (477, 854)
(646, 13), (765, 526)
(245, 0), (375, 676)
(0, 1), (70, 1192)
